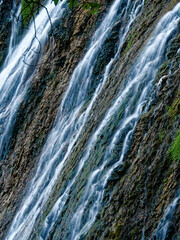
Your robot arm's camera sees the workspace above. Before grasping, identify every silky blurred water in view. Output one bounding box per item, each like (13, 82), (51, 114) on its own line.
(5, 1), (180, 240)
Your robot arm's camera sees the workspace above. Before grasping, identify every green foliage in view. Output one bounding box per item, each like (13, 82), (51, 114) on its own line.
(168, 129), (180, 162)
(68, 0), (78, 9)
(54, 0), (99, 12)
(21, 0), (39, 25)
(82, 2), (100, 15)
(54, 0), (78, 8)
(21, 0), (99, 25)
(53, 0), (100, 11)
(53, 0), (59, 5)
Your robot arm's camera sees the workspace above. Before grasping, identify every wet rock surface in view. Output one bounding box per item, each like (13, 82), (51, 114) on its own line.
(0, 0), (179, 239)
(0, 0), (12, 66)
(0, 1), (110, 238)
(85, 20), (180, 240)
(29, 1), (180, 239)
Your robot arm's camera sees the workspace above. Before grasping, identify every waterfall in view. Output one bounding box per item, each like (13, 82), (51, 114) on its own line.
(0, 0), (66, 159)
(7, 1), (21, 56)
(64, 4), (180, 240)
(40, 1), (146, 238)
(5, 1), (180, 240)
(151, 192), (180, 240)
(5, 0), (145, 239)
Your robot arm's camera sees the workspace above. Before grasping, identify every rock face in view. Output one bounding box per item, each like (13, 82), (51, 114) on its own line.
(0, 0), (179, 239)
(0, 0), (12, 66)
(87, 41), (180, 240)
(0, 1), (110, 237)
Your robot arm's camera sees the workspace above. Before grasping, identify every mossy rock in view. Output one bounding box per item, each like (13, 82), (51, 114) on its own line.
(168, 128), (180, 162)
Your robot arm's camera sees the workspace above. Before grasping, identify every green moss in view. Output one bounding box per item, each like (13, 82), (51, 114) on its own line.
(76, 186), (85, 201)
(167, 90), (180, 122)
(159, 62), (168, 72)
(38, 131), (45, 148)
(124, 32), (136, 54)
(108, 224), (122, 239)
(159, 128), (166, 142)
(52, 77), (59, 88)
(155, 61), (169, 82)
(113, 225), (122, 238)
(168, 129), (180, 162)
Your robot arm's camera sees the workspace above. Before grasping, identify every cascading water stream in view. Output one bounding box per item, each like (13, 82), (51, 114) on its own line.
(0, 0), (66, 158)
(39, 3), (180, 240)
(5, 0), (145, 239)
(65, 6), (180, 239)
(7, 1), (21, 57)
(151, 191), (180, 240)
(5, 1), (180, 240)
(39, 1), (146, 237)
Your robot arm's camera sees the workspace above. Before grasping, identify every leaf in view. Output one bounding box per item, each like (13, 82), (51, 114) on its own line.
(53, 0), (59, 5)
(82, 3), (91, 9)
(90, 8), (98, 15)
(82, 2), (100, 13)
(68, 0), (78, 9)
(88, 2), (100, 8)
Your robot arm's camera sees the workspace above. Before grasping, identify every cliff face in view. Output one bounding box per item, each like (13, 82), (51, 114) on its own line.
(0, 0), (179, 239)
(87, 35), (180, 240)
(0, 0), (111, 237)
(85, 2), (180, 239)
(0, 0), (12, 66)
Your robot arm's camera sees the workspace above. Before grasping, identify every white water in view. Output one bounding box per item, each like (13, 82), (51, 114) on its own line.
(66, 4), (180, 239)
(8, 1), (21, 56)
(0, 0), (66, 158)
(152, 192), (180, 240)
(5, 1), (180, 240)
(6, 0), (144, 239)
(37, 2), (180, 240)
(40, 1), (145, 238)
